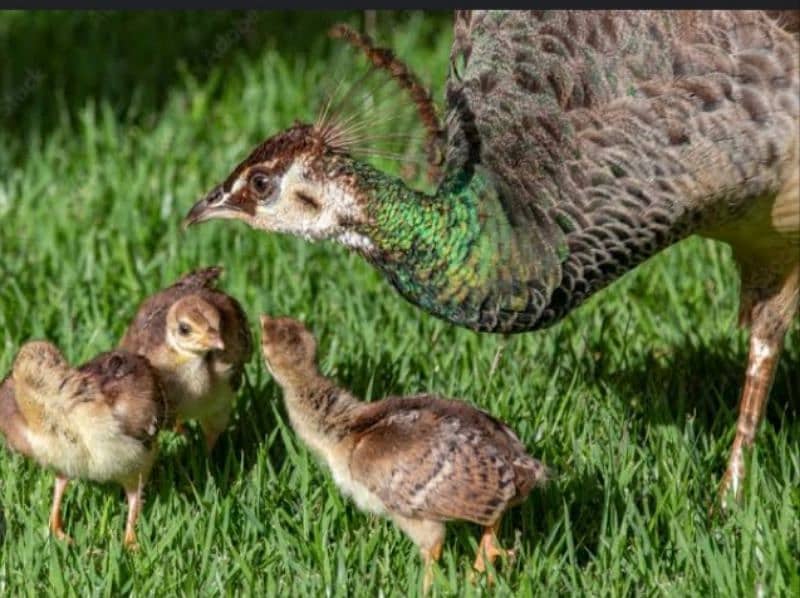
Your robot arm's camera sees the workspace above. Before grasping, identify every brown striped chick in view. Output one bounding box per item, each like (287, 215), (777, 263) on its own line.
(0, 341), (168, 547)
(120, 267), (252, 452)
(260, 315), (548, 590)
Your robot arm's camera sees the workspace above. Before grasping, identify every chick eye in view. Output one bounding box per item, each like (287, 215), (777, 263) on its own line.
(178, 322), (191, 336)
(249, 173), (272, 197)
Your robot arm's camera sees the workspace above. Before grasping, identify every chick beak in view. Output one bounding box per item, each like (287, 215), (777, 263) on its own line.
(183, 185), (247, 230)
(208, 334), (225, 351)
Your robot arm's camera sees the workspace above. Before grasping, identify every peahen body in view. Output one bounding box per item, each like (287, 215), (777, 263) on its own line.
(185, 11), (799, 505)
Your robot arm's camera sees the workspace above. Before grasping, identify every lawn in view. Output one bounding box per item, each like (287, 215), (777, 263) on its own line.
(0, 11), (798, 597)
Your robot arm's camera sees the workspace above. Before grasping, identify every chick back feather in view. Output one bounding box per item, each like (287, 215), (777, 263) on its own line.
(77, 350), (169, 448)
(5, 343), (167, 483)
(349, 395), (547, 525)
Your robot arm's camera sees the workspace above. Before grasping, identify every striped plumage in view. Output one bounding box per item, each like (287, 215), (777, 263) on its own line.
(185, 11), (799, 505)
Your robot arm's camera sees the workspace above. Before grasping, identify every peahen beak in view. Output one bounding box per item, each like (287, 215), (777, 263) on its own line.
(183, 186), (226, 229)
(183, 186), (252, 229)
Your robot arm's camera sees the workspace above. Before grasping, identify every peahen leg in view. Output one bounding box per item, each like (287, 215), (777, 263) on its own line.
(718, 263), (798, 509)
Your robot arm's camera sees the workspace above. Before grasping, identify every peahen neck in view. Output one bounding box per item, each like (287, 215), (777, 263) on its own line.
(342, 159), (566, 333)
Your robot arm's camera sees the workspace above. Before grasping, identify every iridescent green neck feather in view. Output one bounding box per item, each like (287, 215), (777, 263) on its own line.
(345, 160), (570, 333)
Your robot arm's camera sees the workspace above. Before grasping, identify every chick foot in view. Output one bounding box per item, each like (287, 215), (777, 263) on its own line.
(472, 522), (515, 583)
(422, 540), (443, 595)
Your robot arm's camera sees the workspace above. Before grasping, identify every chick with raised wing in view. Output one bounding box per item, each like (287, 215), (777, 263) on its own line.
(0, 341), (168, 546)
(120, 267), (252, 452)
(260, 315), (548, 589)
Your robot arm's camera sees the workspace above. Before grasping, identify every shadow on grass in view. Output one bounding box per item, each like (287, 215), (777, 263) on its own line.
(0, 11), (450, 140)
(500, 327), (799, 571)
(148, 374), (283, 500)
(603, 329), (799, 435)
(438, 468), (606, 575)
(0, 12), (347, 131)
(334, 349), (408, 402)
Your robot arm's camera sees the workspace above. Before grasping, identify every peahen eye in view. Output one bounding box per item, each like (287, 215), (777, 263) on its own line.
(249, 173), (272, 197)
(178, 322), (191, 336)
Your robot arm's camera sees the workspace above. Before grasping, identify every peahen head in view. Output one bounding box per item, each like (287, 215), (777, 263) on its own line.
(184, 24), (445, 255)
(184, 122), (380, 249)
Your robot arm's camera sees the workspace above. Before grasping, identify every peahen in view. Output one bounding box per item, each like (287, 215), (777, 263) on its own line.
(184, 11), (799, 506)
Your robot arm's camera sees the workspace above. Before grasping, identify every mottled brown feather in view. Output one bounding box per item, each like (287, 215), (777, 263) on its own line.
(0, 376), (32, 456)
(1, 341), (169, 545)
(76, 350), (170, 447)
(349, 394), (546, 525)
(3, 341), (168, 478)
(445, 11), (799, 326)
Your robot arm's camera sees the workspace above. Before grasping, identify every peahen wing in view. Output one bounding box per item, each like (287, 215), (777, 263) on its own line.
(444, 11), (799, 326)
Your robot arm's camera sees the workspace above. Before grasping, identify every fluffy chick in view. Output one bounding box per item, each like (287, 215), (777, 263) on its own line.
(120, 266), (252, 451)
(0, 341), (168, 547)
(260, 315), (548, 590)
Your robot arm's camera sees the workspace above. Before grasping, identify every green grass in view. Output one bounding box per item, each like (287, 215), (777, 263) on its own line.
(1, 11), (798, 597)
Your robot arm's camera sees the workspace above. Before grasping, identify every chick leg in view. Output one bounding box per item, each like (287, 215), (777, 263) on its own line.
(48, 474), (72, 543)
(392, 515), (445, 594)
(473, 519), (515, 576)
(718, 263), (798, 509)
(201, 401), (233, 454)
(421, 539), (444, 595)
(123, 476), (144, 549)
(203, 427), (224, 454)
